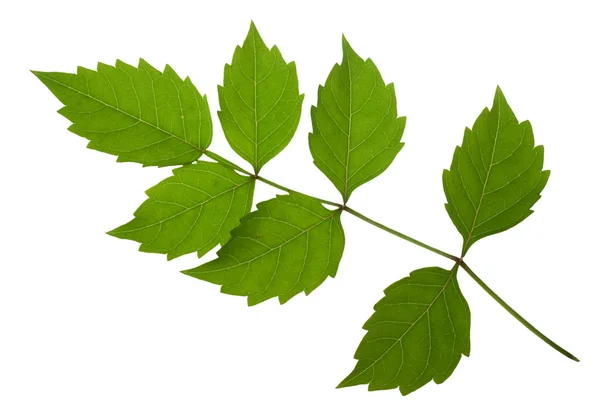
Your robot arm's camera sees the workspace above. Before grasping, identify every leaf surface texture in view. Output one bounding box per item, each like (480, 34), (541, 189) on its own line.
(339, 266), (470, 395)
(309, 37), (405, 202)
(183, 193), (345, 305)
(443, 87), (549, 255)
(33, 60), (212, 166)
(109, 162), (254, 260)
(218, 22), (304, 172)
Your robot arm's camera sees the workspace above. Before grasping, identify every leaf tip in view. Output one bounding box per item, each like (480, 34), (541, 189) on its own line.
(494, 85), (508, 105)
(336, 379), (349, 389)
(341, 35), (362, 64)
(180, 267), (195, 278)
(247, 20), (264, 44)
(31, 70), (47, 83)
(341, 34), (352, 52)
(106, 226), (121, 238)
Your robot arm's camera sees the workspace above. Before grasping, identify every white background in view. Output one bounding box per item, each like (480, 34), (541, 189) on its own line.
(1, 0), (598, 414)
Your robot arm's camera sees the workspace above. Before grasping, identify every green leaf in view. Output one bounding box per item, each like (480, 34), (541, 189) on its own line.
(183, 193), (345, 305)
(108, 161), (255, 260)
(443, 87), (550, 255)
(338, 266), (470, 395)
(33, 60), (212, 166)
(218, 22), (304, 173)
(309, 37), (406, 202)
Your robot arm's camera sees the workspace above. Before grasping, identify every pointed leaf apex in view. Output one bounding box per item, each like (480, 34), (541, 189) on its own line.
(494, 85), (507, 103)
(341, 34), (352, 52)
(248, 20), (261, 38)
(244, 20), (266, 50)
(31, 70), (44, 82)
(341, 35), (361, 65)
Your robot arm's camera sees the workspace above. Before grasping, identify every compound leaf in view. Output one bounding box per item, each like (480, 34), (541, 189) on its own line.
(108, 162), (254, 260)
(443, 87), (550, 255)
(309, 37), (405, 202)
(183, 193), (345, 306)
(219, 22), (304, 173)
(339, 266), (470, 395)
(33, 60), (211, 166)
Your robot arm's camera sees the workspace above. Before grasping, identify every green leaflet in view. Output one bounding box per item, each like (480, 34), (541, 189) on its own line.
(218, 22), (304, 173)
(33, 60), (211, 166)
(108, 162), (255, 260)
(443, 87), (550, 255)
(183, 193), (345, 306)
(309, 37), (406, 202)
(339, 266), (470, 395)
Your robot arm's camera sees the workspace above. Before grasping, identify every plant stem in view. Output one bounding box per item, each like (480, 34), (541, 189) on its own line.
(203, 150), (341, 208)
(203, 150), (253, 176)
(459, 261), (579, 362)
(256, 175), (342, 208)
(205, 149), (456, 261)
(343, 206), (459, 262)
(201, 148), (579, 363)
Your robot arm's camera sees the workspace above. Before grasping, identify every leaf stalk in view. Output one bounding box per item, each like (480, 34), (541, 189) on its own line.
(201, 148), (579, 363)
(256, 175), (342, 208)
(203, 150), (253, 176)
(459, 260), (579, 362)
(341, 206), (459, 262)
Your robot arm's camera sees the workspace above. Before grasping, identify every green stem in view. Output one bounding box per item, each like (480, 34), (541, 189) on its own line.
(256, 175), (342, 208)
(201, 148), (579, 363)
(206, 149), (449, 259)
(343, 206), (459, 262)
(203, 150), (253, 176)
(459, 261), (579, 362)
(203, 150), (341, 208)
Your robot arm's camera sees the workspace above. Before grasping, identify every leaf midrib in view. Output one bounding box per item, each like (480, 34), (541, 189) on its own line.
(461, 108), (502, 255)
(252, 30), (259, 172)
(343, 57), (353, 203)
(198, 211), (338, 273)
